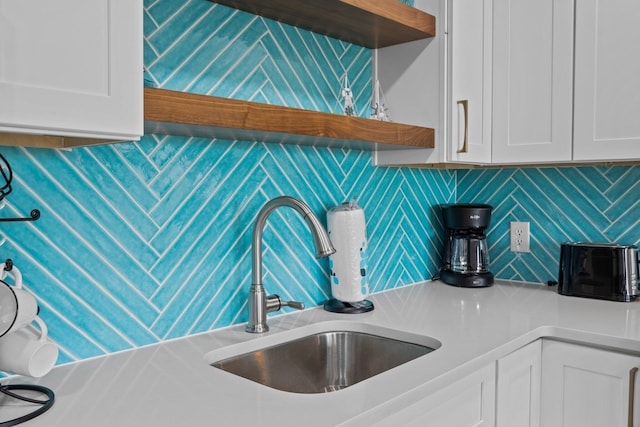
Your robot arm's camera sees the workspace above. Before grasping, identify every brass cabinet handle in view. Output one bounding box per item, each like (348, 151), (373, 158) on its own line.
(630, 367), (638, 427)
(457, 100), (469, 154)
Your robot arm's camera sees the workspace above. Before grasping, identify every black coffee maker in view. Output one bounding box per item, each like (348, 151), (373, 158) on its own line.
(440, 204), (494, 287)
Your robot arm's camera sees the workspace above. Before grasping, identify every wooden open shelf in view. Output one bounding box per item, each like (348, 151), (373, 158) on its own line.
(211, 0), (436, 48)
(143, 87), (435, 150)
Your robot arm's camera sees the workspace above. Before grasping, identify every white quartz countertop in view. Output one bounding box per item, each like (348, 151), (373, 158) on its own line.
(5, 280), (640, 426)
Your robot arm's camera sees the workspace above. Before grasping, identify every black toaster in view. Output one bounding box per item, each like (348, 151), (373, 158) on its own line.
(558, 242), (639, 302)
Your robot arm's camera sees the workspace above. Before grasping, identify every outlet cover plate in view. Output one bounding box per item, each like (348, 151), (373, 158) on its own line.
(510, 221), (530, 253)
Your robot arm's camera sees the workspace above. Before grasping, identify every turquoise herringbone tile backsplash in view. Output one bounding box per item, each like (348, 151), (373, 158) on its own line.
(0, 0), (451, 365)
(458, 166), (640, 283)
(2, 0), (638, 368)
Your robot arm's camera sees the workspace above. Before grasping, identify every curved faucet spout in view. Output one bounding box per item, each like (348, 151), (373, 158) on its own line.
(247, 196), (336, 333)
(251, 196), (335, 286)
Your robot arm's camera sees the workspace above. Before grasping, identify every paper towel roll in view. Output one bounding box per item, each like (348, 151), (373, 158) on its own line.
(327, 201), (369, 303)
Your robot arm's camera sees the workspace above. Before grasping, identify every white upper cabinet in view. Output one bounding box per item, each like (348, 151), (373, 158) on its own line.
(491, 0), (574, 164)
(0, 0), (143, 143)
(573, 0), (640, 161)
(374, 0), (492, 166)
(377, 0), (640, 166)
(447, 0), (492, 164)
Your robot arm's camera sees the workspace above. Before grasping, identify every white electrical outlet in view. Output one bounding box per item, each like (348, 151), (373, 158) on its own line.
(510, 221), (531, 253)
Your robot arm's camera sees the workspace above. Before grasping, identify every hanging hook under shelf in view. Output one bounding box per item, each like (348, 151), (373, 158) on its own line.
(0, 209), (40, 223)
(0, 154), (41, 223)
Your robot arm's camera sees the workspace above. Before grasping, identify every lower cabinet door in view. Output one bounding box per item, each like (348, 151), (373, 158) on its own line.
(540, 339), (640, 427)
(372, 363), (496, 427)
(496, 340), (542, 427)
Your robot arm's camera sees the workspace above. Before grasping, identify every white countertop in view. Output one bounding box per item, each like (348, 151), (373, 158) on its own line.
(5, 280), (640, 426)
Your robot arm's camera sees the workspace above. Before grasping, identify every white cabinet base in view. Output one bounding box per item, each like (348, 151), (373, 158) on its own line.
(541, 339), (640, 427)
(497, 339), (541, 427)
(369, 364), (496, 427)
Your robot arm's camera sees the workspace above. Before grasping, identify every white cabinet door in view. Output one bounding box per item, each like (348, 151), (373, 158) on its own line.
(0, 0), (143, 141)
(496, 340), (541, 427)
(369, 363), (496, 427)
(374, 0), (492, 166)
(447, 0), (492, 164)
(573, 0), (640, 161)
(540, 339), (640, 427)
(491, 0), (573, 164)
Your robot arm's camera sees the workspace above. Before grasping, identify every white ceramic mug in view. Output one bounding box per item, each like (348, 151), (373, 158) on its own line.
(0, 265), (39, 337)
(0, 316), (58, 377)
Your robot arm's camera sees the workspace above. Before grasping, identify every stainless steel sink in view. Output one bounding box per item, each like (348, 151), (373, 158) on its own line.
(210, 329), (438, 393)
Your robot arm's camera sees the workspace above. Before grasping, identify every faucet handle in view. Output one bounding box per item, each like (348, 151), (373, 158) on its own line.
(266, 294), (305, 313)
(282, 300), (304, 310)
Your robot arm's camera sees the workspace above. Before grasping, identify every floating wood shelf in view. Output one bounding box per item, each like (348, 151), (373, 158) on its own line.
(143, 87), (435, 151)
(210, 0), (436, 48)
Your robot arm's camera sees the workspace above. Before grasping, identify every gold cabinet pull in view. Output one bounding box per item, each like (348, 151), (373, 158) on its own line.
(457, 100), (469, 154)
(629, 367), (638, 427)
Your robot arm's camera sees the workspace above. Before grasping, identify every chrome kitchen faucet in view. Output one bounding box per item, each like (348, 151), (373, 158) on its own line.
(246, 196), (335, 333)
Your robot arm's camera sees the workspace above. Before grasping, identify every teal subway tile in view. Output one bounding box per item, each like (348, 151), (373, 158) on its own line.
(561, 166), (611, 195)
(149, 171), (266, 307)
(605, 214), (640, 245)
(149, 8), (250, 88)
(365, 172), (405, 240)
(146, 0), (221, 58)
(145, 0), (199, 32)
(10, 151), (161, 281)
(149, 158), (266, 287)
(2, 233), (158, 350)
(513, 173), (601, 239)
(256, 81), (284, 106)
(337, 151), (375, 195)
(148, 140), (247, 228)
(147, 135), (190, 169)
(554, 167), (612, 212)
(143, 39), (159, 76)
(258, 30), (326, 109)
(147, 137), (239, 197)
(530, 168), (609, 225)
(161, 235), (252, 338)
(137, 134), (161, 157)
(604, 180), (640, 221)
(230, 66), (270, 101)
(112, 142), (161, 184)
(85, 144), (159, 213)
(263, 23), (352, 114)
(605, 166), (640, 201)
(256, 40), (323, 110)
(188, 27), (269, 97)
(603, 164), (632, 182)
(210, 288), (247, 330)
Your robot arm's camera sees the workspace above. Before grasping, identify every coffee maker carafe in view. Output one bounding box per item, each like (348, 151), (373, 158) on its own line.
(440, 204), (494, 287)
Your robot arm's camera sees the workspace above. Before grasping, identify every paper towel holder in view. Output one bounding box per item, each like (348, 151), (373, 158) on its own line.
(323, 298), (374, 314)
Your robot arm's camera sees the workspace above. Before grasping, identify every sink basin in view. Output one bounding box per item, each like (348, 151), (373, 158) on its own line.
(208, 326), (439, 394)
